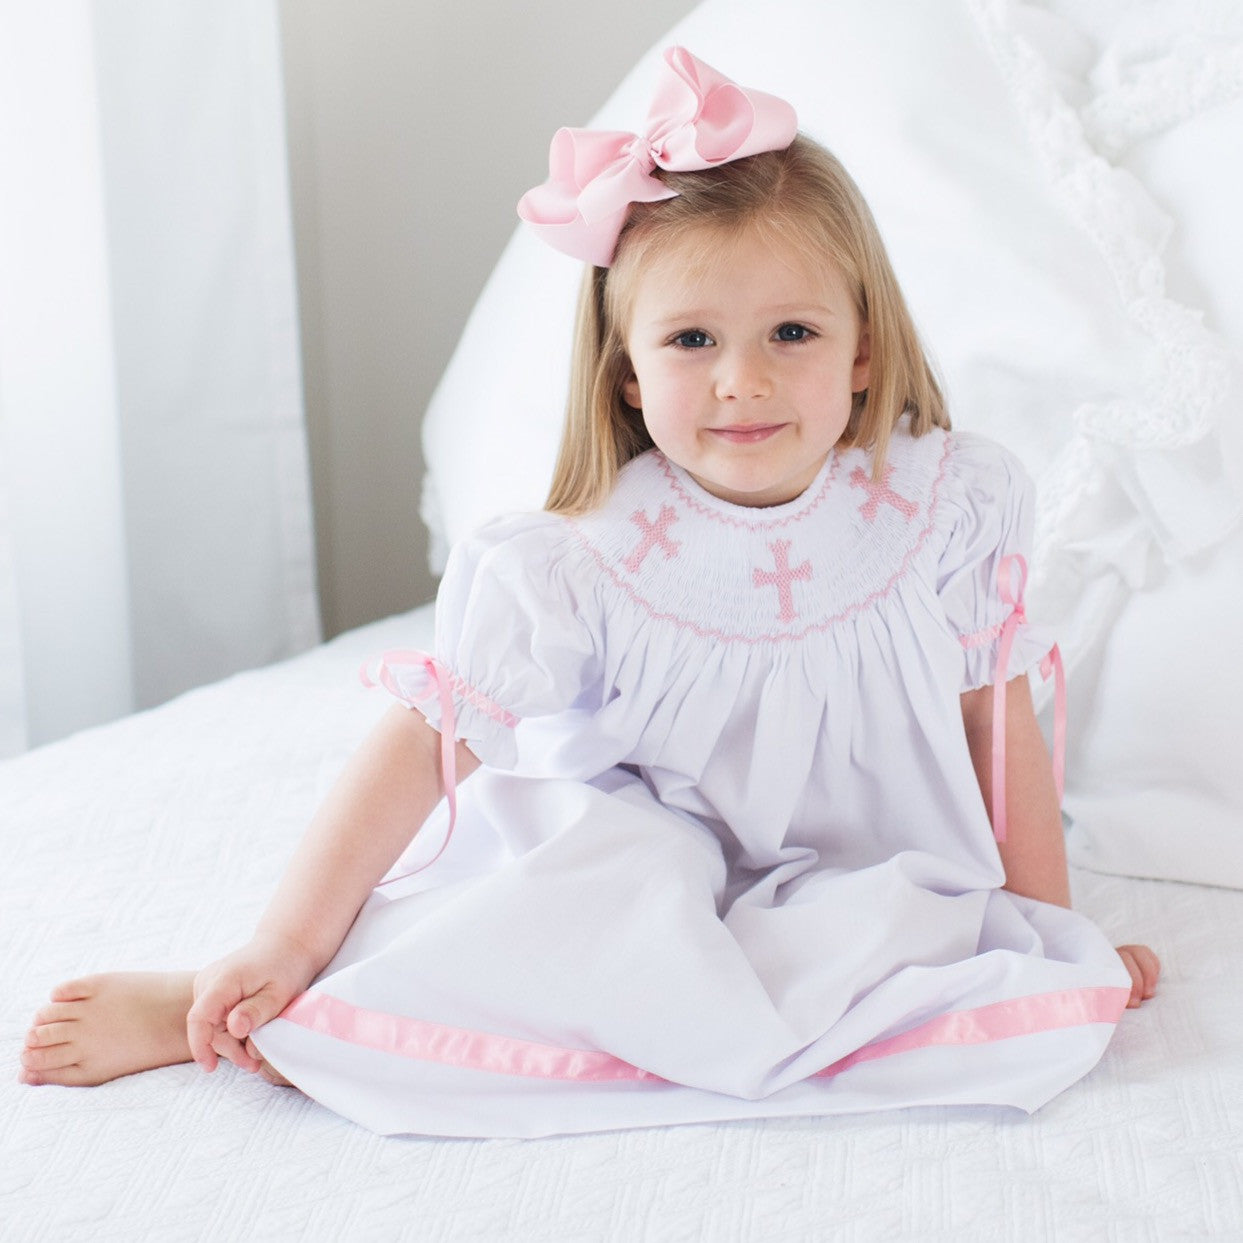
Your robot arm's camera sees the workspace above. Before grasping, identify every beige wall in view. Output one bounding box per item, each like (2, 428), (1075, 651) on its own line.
(278, 1), (699, 637)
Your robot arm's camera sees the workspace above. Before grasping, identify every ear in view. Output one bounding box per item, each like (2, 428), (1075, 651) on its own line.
(622, 372), (642, 409)
(851, 328), (872, 393)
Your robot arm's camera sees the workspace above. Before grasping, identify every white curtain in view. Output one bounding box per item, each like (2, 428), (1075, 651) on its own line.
(0, 2), (319, 758)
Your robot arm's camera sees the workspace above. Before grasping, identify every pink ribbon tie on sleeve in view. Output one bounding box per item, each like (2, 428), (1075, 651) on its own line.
(990, 555), (1066, 843)
(360, 650), (460, 881)
(517, 46), (798, 266)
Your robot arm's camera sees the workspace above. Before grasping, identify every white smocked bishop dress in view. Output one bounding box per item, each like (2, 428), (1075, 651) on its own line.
(253, 423), (1133, 1138)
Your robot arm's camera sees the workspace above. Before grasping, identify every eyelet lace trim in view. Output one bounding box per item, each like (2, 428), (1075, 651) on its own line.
(965, 0), (1240, 691)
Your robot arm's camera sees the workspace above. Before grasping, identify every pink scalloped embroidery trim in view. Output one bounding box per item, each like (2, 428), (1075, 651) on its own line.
(959, 620), (1006, 650)
(659, 451), (842, 529)
(370, 651), (520, 731)
(445, 671), (520, 730)
(571, 435), (954, 645)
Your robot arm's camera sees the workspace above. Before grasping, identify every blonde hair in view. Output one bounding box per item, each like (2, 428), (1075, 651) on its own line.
(545, 134), (946, 514)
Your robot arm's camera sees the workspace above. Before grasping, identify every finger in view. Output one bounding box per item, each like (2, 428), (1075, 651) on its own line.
(186, 996), (229, 1071)
(226, 987), (286, 1042)
(186, 1015), (219, 1071)
(187, 979), (237, 1069)
(212, 1030), (263, 1074)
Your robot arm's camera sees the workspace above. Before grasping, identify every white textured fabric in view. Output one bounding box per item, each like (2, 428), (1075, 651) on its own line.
(3, 606), (1240, 1237)
(1000, 0), (1243, 888)
(253, 429), (1128, 1137)
(1064, 520), (1243, 889)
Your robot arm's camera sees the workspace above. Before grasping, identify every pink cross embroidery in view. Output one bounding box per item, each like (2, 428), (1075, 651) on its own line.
(850, 465), (918, 522)
(622, 505), (681, 573)
(752, 539), (812, 623)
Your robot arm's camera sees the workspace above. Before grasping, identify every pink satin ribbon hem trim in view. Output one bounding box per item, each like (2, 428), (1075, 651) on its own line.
(278, 991), (663, 1083)
(277, 985), (1130, 1085)
(811, 985), (1128, 1078)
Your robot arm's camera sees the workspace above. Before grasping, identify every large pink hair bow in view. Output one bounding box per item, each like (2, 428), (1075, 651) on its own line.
(517, 47), (798, 267)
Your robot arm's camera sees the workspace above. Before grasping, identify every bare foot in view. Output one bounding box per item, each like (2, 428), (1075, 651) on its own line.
(21, 971), (296, 1088)
(20, 972), (196, 1086)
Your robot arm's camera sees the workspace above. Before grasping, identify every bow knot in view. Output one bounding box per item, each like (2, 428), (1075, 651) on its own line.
(624, 133), (659, 169)
(518, 47), (798, 267)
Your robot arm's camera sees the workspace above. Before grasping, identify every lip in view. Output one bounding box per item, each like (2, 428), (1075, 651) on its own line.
(707, 423), (787, 444)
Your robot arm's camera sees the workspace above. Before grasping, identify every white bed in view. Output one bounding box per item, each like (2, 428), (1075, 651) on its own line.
(2, 606), (1242, 1240)
(5, 0), (1243, 1237)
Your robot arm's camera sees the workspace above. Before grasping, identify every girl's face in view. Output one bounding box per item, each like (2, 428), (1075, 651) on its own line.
(621, 224), (870, 508)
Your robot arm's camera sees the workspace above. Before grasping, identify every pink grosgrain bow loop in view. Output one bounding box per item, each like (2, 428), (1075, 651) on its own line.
(517, 46), (798, 266)
(990, 555), (1066, 844)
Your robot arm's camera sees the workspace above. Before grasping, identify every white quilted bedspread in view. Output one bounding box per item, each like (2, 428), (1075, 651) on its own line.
(3, 609), (1241, 1241)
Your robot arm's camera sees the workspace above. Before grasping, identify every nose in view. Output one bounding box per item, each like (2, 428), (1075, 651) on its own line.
(714, 344), (772, 402)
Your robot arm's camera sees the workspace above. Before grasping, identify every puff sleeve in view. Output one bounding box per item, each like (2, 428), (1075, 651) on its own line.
(936, 434), (1056, 692)
(376, 514), (602, 770)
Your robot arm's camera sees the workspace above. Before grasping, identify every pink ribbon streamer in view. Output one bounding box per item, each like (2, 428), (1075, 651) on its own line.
(360, 649), (459, 882)
(991, 555), (1067, 843)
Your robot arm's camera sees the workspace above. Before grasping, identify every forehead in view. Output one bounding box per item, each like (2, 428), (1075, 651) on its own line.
(625, 223), (850, 319)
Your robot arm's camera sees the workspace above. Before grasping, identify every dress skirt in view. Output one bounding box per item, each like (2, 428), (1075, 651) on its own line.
(253, 769), (1130, 1139)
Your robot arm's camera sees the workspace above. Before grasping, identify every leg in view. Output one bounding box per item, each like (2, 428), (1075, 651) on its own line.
(19, 971), (293, 1087)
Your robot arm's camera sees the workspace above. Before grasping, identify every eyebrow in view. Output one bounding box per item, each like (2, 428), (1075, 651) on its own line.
(646, 304), (840, 327)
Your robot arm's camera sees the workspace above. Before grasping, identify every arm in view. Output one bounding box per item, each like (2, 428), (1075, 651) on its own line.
(960, 675), (1068, 906)
(187, 703), (480, 1070)
(961, 676), (1160, 1007)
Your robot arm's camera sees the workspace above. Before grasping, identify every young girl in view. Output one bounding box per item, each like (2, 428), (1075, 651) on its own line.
(22, 48), (1158, 1137)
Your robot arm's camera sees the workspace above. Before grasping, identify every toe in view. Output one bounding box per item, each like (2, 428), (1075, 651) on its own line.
(49, 977), (97, 1004)
(21, 1043), (79, 1072)
(27, 1021), (76, 1048)
(33, 1002), (81, 1027)
(22, 1062), (95, 1087)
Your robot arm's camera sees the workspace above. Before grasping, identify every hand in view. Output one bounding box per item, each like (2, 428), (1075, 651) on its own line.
(186, 934), (318, 1074)
(1116, 943), (1161, 1009)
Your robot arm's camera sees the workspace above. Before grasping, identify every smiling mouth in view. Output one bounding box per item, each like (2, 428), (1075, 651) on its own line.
(708, 424), (786, 444)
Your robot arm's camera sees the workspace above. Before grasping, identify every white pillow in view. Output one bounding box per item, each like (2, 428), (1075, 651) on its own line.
(1013, 0), (1243, 888)
(420, 0), (1243, 885)
(1064, 518), (1243, 888)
